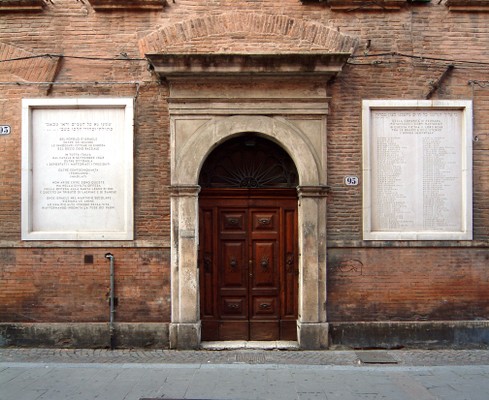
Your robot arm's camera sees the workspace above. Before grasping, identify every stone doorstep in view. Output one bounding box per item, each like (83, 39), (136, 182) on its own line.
(200, 340), (300, 350)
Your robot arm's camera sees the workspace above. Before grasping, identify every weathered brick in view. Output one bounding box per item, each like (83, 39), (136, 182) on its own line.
(0, 0), (488, 346)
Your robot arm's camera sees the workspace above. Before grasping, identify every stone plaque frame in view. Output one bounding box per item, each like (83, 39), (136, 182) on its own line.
(362, 100), (473, 241)
(22, 98), (134, 240)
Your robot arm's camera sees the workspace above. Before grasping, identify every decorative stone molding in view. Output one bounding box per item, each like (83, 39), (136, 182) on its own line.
(139, 12), (359, 55)
(297, 185), (330, 198)
(328, 0), (407, 10)
(170, 185), (201, 199)
(158, 46), (346, 349)
(168, 115), (329, 349)
(173, 116), (324, 187)
(86, 0), (167, 11)
(147, 53), (351, 80)
(446, 0), (489, 11)
(0, 0), (45, 12)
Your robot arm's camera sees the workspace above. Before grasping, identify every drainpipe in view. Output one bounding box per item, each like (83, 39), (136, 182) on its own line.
(105, 253), (116, 350)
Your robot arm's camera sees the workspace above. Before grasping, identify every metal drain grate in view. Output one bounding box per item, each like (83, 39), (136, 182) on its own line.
(355, 351), (398, 364)
(235, 352), (267, 363)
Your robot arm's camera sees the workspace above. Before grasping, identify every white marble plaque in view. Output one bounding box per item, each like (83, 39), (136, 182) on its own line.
(363, 100), (472, 240)
(22, 98), (134, 240)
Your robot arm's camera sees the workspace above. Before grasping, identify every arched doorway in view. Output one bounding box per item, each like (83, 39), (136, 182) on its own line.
(151, 48), (353, 349)
(198, 135), (299, 341)
(169, 115), (329, 350)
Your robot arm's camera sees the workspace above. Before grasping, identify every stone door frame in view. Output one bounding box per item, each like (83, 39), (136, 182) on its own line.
(143, 37), (354, 351)
(169, 115), (329, 349)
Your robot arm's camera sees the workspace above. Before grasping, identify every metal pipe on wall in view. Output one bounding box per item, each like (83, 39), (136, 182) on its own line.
(105, 253), (116, 350)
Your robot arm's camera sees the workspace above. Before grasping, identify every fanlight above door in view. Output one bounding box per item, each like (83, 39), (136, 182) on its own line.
(199, 135), (299, 189)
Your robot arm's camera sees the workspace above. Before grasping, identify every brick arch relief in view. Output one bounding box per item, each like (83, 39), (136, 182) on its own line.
(0, 42), (60, 82)
(139, 12), (358, 54)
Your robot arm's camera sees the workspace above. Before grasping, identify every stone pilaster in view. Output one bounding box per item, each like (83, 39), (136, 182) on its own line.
(169, 185), (201, 349)
(296, 185), (329, 349)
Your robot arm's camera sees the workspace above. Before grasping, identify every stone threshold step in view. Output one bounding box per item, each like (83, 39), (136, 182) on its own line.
(200, 341), (299, 350)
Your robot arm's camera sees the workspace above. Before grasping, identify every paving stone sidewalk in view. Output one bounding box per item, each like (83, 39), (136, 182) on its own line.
(2, 348), (489, 400)
(1, 348), (488, 366)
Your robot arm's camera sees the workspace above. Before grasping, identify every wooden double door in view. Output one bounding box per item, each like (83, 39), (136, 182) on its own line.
(199, 189), (298, 341)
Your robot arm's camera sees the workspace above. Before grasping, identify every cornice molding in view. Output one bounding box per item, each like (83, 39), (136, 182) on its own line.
(86, 0), (167, 11)
(147, 53), (351, 80)
(327, 0), (407, 10)
(0, 0), (45, 12)
(446, 0), (489, 11)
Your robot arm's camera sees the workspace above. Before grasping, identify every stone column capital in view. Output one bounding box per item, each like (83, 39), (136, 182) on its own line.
(297, 185), (330, 198)
(170, 185), (201, 197)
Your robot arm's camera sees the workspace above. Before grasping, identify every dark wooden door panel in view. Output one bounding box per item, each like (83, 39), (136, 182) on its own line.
(201, 320), (219, 341)
(251, 241), (278, 288)
(220, 321), (248, 340)
(251, 296), (278, 317)
(250, 321), (279, 341)
(280, 320), (297, 340)
(220, 296), (247, 318)
(220, 210), (246, 233)
(251, 210), (278, 233)
(199, 189), (298, 341)
(220, 241), (247, 288)
(282, 208), (298, 319)
(200, 208), (216, 319)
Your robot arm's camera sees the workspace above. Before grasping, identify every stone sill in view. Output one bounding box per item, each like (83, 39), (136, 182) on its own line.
(0, 239), (170, 248)
(328, 239), (489, 248)
(0, 0), (44, 12)
(446, 0), (489, 11)
(86, 0), (167, 11)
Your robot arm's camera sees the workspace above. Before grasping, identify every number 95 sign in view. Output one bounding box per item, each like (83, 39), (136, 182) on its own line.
(344, 176), (359, 186)
(0, 125), (11, 135)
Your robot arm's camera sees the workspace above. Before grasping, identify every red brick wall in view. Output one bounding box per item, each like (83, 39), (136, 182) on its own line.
(0, 248), (170, 323)
(0, 0), (488, 330)
(328, 247), (489, 321)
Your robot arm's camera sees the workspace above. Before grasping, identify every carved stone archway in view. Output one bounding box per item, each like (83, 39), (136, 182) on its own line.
(169, 115), (329, 349)
(146, 49), (354, 349)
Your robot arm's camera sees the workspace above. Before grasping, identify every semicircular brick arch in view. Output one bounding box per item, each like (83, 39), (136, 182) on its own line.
(139, 12), (358, 55)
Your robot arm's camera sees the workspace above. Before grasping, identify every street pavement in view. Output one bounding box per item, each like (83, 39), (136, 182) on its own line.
(1, 348), (489, 400)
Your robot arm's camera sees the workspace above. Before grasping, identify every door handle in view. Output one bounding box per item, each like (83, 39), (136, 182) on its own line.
(203, 255), (212, 273)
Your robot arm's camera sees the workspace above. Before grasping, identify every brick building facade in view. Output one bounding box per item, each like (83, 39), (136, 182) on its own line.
(0, 0), (488, 349)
